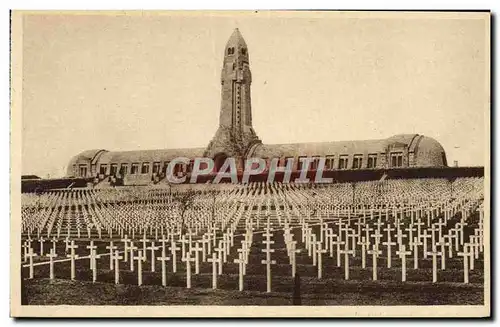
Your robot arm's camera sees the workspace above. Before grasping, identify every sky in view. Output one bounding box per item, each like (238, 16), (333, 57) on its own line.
(19, 11), (489, 178)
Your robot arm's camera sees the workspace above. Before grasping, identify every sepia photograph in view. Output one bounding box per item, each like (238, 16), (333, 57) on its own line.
(10, 10), (490, 317)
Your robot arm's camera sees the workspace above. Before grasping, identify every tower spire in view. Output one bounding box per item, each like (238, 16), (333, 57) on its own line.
(205, 29), (261, 164)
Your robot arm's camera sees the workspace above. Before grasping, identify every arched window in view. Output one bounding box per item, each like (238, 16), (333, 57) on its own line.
(227, 47), (235, 55)
(241, 48), (246, 55)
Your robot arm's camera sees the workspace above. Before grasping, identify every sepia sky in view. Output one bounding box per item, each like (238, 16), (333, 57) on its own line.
(20, 12), (489, 178)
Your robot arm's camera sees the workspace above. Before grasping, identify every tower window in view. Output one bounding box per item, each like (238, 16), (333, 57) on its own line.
(390, 152), (403, 167)
(99, 164), (108, 175)
(241, 48), (246, 55)
(325, 156), (334, 170)
(120, 163), (128, 175)
(152, 162), (160, 174)
(141, 162), (150, 174)
(227, 47), (235, 55)
(338, 156), (349, 170)
(353, 155), (363, 169)
(79, 164), (88, 177)
(367, 154), (378, 168)
(310, 156), (320, 170)
(131, 163), (139, 174)
(110, 164), (118, 176)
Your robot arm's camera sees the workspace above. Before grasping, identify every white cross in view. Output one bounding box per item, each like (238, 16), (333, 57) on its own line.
(134, 250), (146, 286)
(363, 225), (373, 248)
(86, 240), (97, 270)
(121, 235), (130, 262)
(332, 232), (345, 267)
(207, 251), (221, 289)
(412, 236), (423, 269)
(435, 218), (446, 240)
(214, 245), (224, 275)
(169, 241), (180, 273)
(237, 246), (248, 275)
(201, 234), (210, 262)
(470, 235), (480, 260)
(46, 248), (58, 280)
(146, 241), (160, 272)
(437, 238), (447, 270)
(39, 237), (46, 256)
(456, 221), (468, 245)
(22, 241), (30, 263)
(192, 242), (203, 274)
(51, 237), (58, 253)
(339, 247), (354, 280)
(67, 241), (79, 280)
(289, 241), (301, 277)
(261, 253), (276, 293)
(159, 234), (169, 257)
(426, 244), (442, 283)
(233, 251), (245, 291)
(181, 252), (195, 289)
(311, 234), (318, 266)
(357, 236), (369, 269)
(474, 228), (484, 253)
(370, 231), (383, 251)
(157, 250), (171, 287)
(382, 238), (397, 268)
(316, 241), (327, 279)
(106, 241), (117, 270)
(89, 249), (101, 283)
(112, 250), (123, 284)
(179, 235), (189, 261)
(457, 244), (472, 284)
(367, 245), (382, 281)
(414, 219), (425, 239)
(396, 244), (412, 282)
(429, 224), (439, 246)
(421, 230), (432, 259)
(443, 233), (454, 258)
(374, 219), (384, 234)
(129, 242), (138, 272)
(140, 233), (150, 253)
(406, 224), (416, 246)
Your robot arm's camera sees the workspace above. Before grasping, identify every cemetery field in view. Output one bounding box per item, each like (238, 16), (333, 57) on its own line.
(22, 277), (483, 306)
(21, 178), (485, 306)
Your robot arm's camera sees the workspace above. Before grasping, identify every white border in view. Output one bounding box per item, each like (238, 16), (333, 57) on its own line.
(4, 1), (497, 324)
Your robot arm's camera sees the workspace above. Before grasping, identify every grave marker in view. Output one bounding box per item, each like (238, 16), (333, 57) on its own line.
(426, 244), (442, 283)
(157, 251), (171, 287)
(396, 244), (411, 282)
(46, 248), (58, 280)
(367, 245), (382, 281)
(339, 247), (354, 280)
(207, 252), (221, 289)
(181, 252), (195, 289)
(233, 251), (245, 291)
(112, 251), (123, 284)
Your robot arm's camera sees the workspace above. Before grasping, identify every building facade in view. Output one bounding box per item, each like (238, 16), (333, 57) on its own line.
(67, 29), (448, 185)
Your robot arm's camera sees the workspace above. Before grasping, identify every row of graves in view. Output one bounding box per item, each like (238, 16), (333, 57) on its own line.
(21, 177), (484, 297)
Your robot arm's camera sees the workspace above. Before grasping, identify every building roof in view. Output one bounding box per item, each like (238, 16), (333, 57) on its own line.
(251, 139), (387, 158)
(226, 28), (247, 49)
(250, 134), (446, 161)
(97, 147), (206, 165)
(415, 136), (447, 167)
(67, 149), (107, 167)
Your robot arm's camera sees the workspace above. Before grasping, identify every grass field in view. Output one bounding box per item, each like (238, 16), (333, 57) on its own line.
(22, 277), (484, 306)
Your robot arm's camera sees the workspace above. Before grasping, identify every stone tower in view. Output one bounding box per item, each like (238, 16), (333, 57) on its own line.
(204, 28), (261, 169)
